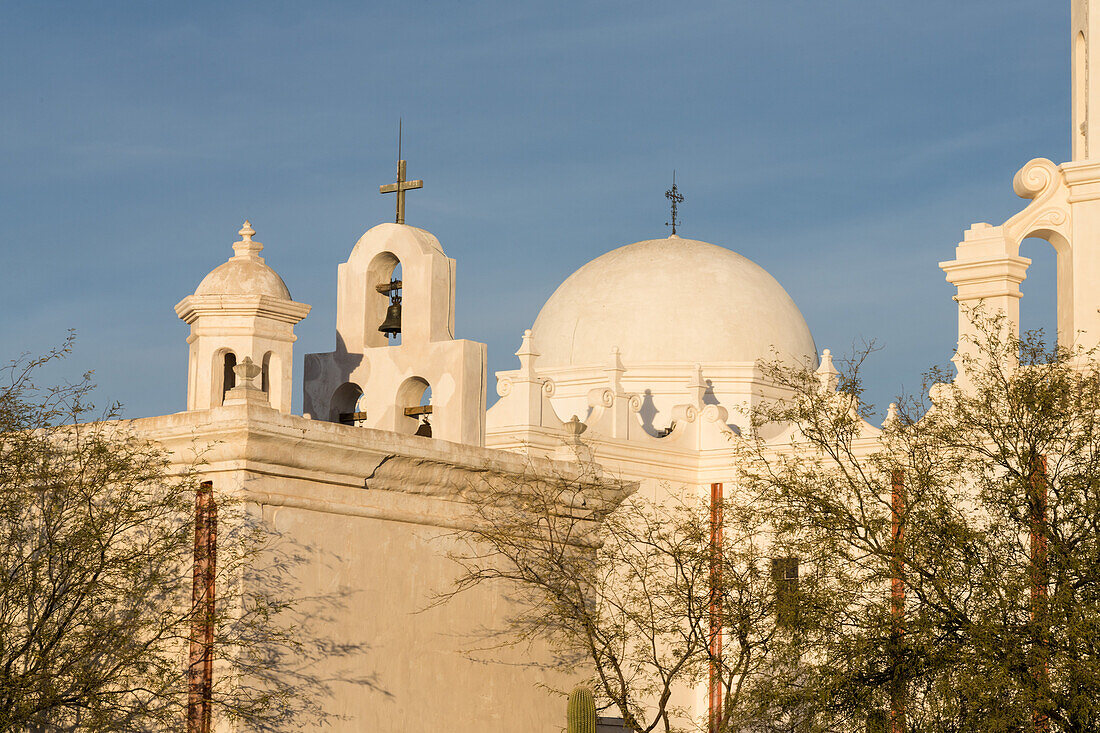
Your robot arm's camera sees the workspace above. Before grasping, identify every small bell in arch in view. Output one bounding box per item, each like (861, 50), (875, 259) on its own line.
(379, 301), (402, 337)
(376, 279), (402, 338)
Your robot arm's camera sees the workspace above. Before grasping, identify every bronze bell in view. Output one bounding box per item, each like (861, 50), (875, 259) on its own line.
(379, 302), (402, 337)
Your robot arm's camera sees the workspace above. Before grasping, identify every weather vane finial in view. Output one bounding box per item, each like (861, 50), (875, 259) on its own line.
(665, 171), (684, 235)
(379, 118), (424, 225)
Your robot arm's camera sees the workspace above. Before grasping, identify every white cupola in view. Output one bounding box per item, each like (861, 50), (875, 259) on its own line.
(175, 221), (311, 413)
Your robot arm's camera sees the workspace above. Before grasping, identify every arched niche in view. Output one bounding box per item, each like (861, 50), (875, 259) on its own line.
(1019, 237), (1058, 350)
(396, 376), (432, 437)
(213, 349), (237, 406)
(1017, 227), (1073, 348)
(1076, 31), (1087, 157)
(261, 351), (285, 411)
(331, 382), (365, 426)
(261, 352), (272, 394)
(366, 251), (402, 349)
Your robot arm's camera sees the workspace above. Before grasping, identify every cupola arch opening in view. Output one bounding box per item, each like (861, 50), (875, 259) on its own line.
(216, 349), (236, 405)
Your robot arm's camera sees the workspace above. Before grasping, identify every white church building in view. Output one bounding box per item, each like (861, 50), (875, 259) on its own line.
(119, 2), (1100, 730)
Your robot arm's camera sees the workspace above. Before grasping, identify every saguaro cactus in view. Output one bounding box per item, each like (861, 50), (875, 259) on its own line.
(567, 686), (597, 733)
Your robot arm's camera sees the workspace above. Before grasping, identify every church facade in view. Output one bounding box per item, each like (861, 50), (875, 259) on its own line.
(113, 2), (1100, 730)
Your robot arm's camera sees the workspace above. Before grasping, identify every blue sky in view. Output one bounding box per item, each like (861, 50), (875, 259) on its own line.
(0, 1), (1068, 419)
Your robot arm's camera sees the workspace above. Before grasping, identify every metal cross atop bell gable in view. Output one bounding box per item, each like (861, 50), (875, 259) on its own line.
(379, 119), (423, 225)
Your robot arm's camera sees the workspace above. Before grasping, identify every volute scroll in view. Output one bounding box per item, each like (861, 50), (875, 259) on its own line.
(1005, 158), (1072, 248)
(1012, 157), (1063, 201)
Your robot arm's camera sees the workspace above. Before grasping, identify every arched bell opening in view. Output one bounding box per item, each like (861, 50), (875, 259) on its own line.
(213, 349), (237, 406)
(1020, 237), (1058, 360)
(331, 382), (366, 426)
(397, 377), (432, 437)
(1019, 228), (1073, 354)
(367, 252), (402, 348)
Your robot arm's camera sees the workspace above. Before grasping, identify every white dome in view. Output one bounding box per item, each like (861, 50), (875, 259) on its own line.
(531, 235), (816, 368)
(193, 221), (292, 300)
(195, 258), (292, 299)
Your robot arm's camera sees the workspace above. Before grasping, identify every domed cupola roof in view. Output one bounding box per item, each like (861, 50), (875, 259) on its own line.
(530, 235), (816, 368)
(193, 221), (293, 300)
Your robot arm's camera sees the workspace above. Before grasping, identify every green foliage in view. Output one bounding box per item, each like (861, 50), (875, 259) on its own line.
(0, 338), (320, 731)
(451, 311), (1100, 732)
(567, 685), (597, 733)
(738, 311), (1100, 731)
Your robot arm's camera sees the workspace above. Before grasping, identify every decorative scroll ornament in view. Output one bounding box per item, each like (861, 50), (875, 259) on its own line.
(1032, 208), (1068, 228)
(702, 404), (729, 424)
(589, 388), (615, 408)
(1012, 158), (1061, 201)
(496, 377), (513, 398)
(1002, 157), (1071, 255)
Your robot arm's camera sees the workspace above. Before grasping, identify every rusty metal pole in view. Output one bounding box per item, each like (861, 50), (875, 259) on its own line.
(188, 482), (217, 733)
(889, 470), (906, 733)
(1030, 456), (1049, 733)
(708, 482), (723, 733)
(202, 495), (217, 733)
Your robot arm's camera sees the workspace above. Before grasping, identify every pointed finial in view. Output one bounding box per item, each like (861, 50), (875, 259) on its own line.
(688, 363), (706, 406)
(605, 347), (626, 393)
(816, 348), (840, 392)
(516, 328), (540, 377)
(882, 402), (899, 428)
(232, 220), (264, 259)
(515, 328), (535, 353)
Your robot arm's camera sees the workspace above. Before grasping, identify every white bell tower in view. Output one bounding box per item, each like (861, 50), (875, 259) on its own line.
(941, 2), (1100, 370)
(303, 222), (487, 445)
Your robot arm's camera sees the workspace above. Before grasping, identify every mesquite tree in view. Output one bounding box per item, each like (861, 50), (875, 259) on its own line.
(452, 312), (1100, 733)
(445, 461), (841, 733)
(736, 314), (1100, 732)
(0, 340), (320, 732)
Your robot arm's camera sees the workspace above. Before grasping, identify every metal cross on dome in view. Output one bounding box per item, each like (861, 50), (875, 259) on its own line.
(665, 171), (684, 235)
(379, 119), (423, 225)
